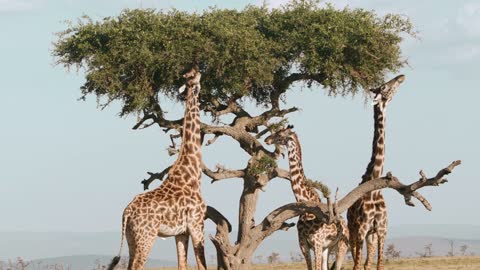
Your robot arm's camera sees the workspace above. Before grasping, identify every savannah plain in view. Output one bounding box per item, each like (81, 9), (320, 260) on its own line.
(153, 256), (480, 270)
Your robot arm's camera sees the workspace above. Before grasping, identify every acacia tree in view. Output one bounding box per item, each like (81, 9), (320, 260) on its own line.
(53, 1), (460, 269)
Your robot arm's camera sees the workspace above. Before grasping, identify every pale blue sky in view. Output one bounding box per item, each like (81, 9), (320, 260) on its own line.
(0, 0), (478, 234)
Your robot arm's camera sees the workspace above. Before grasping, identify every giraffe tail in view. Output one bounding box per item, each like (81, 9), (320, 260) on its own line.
(107, 256), (121, 270)
(107, 211), (130, 270)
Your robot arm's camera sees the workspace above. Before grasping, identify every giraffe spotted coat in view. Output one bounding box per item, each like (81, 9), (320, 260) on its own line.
(108, 67), (207, 270)
(347, 74), (405, 270)
(266, 129), (348, 270)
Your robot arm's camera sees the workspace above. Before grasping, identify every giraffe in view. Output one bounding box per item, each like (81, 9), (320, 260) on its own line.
(347, 74), (406, 270)
(107, 66), (207, 270)
(265, 126), (349, 270)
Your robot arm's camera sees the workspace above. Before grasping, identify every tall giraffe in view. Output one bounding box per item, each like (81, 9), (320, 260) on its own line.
(347, 74), (405, 270)
(265, 126), (349, 270)
(107, 66), (207, 270)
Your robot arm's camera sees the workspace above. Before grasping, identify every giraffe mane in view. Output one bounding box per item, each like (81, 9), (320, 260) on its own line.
(291, 132), (302, 162)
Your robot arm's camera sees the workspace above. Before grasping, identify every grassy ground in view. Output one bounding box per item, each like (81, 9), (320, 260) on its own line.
(151, 256), (480, 270)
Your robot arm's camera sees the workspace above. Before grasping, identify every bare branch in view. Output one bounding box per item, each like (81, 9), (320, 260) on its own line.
(255, 128), (271, 139)
(200, 124), (268, 156)
(132, 113), (156, 130)
(141, 166), (171, 190)
(203, 95), (250, 119)
(273, 167), (290, 180)
(206, 206), (232, 233)
(271, 73), (327, 109)
(166, 133), (182, 156)
(333, 188), (340, 219)
(247, 107), (299, 129)
(337, 160), (462, 213)
(327, 196), (334, 222)
(419, 170), (428, 182)
(206, 206), (235, 270)
(132, 102), (182, 131)
(247, 160), (461, 241)
(206, 133), (222, 146)
(279, 222), (296, 231)
(254, 201), (329, 239)
(167, 147), (180, 156)
(202, 163), (245, 183)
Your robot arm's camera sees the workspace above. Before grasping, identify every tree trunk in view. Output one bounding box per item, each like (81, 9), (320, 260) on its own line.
(237, 175), (259, 244)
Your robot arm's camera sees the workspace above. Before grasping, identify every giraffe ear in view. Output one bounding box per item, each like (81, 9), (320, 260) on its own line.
(179, 84), (186, 94)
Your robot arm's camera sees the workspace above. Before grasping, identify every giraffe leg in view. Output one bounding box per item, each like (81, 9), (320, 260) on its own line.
(376, 232), (386, 270)
(127, 236), (136, 270)
(127, 236), (155, 270)
(347, 219), (357, 264)
(321, 248), (329, 270)
(353, 232), (365, 270)
(365, 233), (377, 270)
(313, 243), (324, 270)
(175, 234), (190, 270)
(299, 237), (313, 270)
(189, 223), (207, 270)
(349, 233), (357, 263)
(335, 237), (348, 270)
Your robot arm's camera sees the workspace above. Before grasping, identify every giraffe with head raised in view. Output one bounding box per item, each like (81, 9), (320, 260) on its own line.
(347, 74), (406, 270)
(265, 126), (349, 270)
(107, 66), (207, 270)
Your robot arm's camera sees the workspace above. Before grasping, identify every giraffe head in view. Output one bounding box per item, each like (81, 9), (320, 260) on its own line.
(370, 74), (405, 108)
(179, 65), (201, 95)
(265, 125), (295, 146)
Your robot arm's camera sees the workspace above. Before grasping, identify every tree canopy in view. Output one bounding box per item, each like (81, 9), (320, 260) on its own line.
(53, 0), (414, 116)
(52, 3), (462, 270)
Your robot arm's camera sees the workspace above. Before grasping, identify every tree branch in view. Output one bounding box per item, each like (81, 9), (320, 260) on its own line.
(202, 163), (245, 183)
(203, 95), (250, 119)
(206, 206), (233, 233)
(141, 166), (171, 190)
(254, 201), (329, 240)
(205, 206), (236, 270)
(247, 107), (299, 129)
(205, 133), (222, 146)
(273, 167), (290, 180)
(249, 160), (461, 239)
(271, 72), (327, 109)
(337, 160), (462, 213)
(132, 113), (155, 130)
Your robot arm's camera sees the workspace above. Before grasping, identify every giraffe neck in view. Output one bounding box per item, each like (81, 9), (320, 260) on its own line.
(287, 134), (320, 203)
(176, 87), (202, 176)
(362, 104), (386, 184)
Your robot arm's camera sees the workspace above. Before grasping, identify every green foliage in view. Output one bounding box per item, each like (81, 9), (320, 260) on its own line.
(248, 156), (277, 176)
(267, 119), (289, 133)
(53, 0), (414, 116)
(306, 178), (331, 198)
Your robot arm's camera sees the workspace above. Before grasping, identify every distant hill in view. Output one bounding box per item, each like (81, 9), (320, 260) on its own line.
(1, 224), (479, 268)
(389, 224), (480, 240)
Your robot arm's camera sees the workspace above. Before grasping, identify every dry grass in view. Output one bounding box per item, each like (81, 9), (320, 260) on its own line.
(151, 256), (480, 270)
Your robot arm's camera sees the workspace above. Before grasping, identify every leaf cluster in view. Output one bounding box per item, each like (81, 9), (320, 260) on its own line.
(53, 0), (414, 116)
(248, 156), (277, 176)
(306, 178), (331, 198)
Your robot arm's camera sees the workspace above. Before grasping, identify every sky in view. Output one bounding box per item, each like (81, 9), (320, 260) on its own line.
(0, 0), (479, 236)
